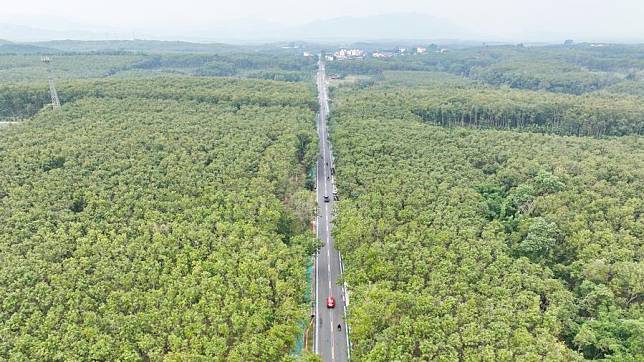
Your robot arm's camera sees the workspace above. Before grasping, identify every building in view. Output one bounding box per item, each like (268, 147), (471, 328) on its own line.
(333, 49), (365, 60)
(303, 51), (313, 57)
(416, 47), (427, 54)
(372, 51), (394, 58)
(325, 55), (335, 62)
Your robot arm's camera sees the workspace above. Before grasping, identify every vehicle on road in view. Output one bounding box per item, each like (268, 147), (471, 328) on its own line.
(327, 296), (336, 308)
(324, 195), (330, 202)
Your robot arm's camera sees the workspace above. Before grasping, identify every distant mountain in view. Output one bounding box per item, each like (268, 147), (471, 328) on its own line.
(203, 13), (469, 42)
(0, 42), (56, 54)
(0, 23), (123, 42)
(188, 18), (287, 43)
(33, 39), (240, 53)
(0, 13), (470, 43)
(286, 13), (468, 41)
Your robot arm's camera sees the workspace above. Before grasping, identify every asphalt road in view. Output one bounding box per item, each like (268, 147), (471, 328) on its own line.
(315, 58), (350, 362)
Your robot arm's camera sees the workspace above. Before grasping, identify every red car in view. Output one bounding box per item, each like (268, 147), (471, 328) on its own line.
(326, 296), (336, 308)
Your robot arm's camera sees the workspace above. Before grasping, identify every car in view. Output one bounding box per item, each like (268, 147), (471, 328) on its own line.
(326, 296), (336, 308)
(323, 195), (330, 203)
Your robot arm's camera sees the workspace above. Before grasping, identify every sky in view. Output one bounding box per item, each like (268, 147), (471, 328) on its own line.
(1, 0), (644, 42)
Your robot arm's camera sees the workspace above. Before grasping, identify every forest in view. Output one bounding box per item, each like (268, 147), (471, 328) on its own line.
(0, 49), (318, 121)
(0, 51), (317, 83)
(1, 41), (643, 361)
(331, 81), (644, 137)
(0, 76), (319, 120)
(326, 43), (644, 95)
(0, 77), (320, 360)
(327, 49), (643, 360)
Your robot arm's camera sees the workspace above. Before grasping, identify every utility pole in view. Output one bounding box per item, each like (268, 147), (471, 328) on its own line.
(41, 56), (61, 110)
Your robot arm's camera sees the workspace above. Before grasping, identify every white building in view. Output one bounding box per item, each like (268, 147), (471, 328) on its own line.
(372, 51), (394, 58)
(303, 51), (313, 57)
(416, 47), (427, 54)
(333, 49), (365, 60)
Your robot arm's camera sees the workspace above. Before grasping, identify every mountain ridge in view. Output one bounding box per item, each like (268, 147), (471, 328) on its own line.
(0, 13), (469, 42)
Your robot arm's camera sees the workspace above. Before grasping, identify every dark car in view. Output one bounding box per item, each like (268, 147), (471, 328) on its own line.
(324, 195), (330, 203)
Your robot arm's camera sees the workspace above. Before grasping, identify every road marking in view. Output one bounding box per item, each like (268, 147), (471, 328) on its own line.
(314, 78), (320, 355)
(330, 308), (336, 362)
(316, 58), (349, 361)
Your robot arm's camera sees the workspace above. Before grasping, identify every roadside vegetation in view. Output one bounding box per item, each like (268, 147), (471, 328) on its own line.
(0, 51), (317, 83)
(326, 43), (644, 95)
(0, 77), (319, 360)
(328, 47), (643, 360)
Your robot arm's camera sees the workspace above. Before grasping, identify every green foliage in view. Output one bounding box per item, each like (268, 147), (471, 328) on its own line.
(3, 41), (644, 360)
(0, 54), (146, 82)
(329, 81), (643, 360)
(603, 80), (644, 96)
(331, 83), (644, 137)
(327, 43), (644, 94)
(0, 51), (317, 86)
(470, 60), (621, 94)
(381, 70), (477, 88)
(515, 217), (559, 262)
(0, 78), (319, 360)
(0, 76), (319, 120)
(243, 69), (313, 82)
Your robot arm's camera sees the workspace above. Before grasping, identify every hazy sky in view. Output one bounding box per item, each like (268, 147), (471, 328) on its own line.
(1, 0), (644, 41)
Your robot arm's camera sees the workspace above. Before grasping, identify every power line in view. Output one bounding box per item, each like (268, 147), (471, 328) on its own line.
(42, 56), (61, 110)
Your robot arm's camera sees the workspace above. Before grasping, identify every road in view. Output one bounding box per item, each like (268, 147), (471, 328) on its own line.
(314, 57), (350, 361)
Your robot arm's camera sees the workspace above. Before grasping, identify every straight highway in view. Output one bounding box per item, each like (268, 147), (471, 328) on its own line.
(314, 57), (350, 362)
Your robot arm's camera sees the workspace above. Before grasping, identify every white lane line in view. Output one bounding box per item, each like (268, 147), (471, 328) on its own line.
(339, 253), (351, 361)
(321, 127), (328, 189)
(314, 156), (320, 354)
(318, 59), (349, 361)
(315, 251), (319, 353)
(322, 65), (336, 361)
(325, 192), (332, 292)
(315, 66), (324, 355)
(314, 95), (321, 354)
(330, 308), (336, 362)
(322, 61), (351, 361)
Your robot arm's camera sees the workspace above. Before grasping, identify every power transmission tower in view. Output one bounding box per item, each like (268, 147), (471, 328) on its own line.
(42, 56), (61, 110)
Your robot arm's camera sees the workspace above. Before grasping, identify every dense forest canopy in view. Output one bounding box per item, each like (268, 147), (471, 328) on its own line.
(329, 94), (643, 362)
(0, 50), (317, 83)
(326, 44), (644, 95)
(1, 41), (643, 361)
(331, 81), (644, 136)
(0, 77), (320, 360)
(328, 48), (643, 360)
(0, 54), (147, 82)
(1, 76), (319, 120)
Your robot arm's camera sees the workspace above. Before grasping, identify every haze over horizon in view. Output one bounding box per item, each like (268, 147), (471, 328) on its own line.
(1, 0), (644, 43)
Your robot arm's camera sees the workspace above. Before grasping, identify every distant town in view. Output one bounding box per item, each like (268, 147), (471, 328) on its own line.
(302, 45), (448, 61)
